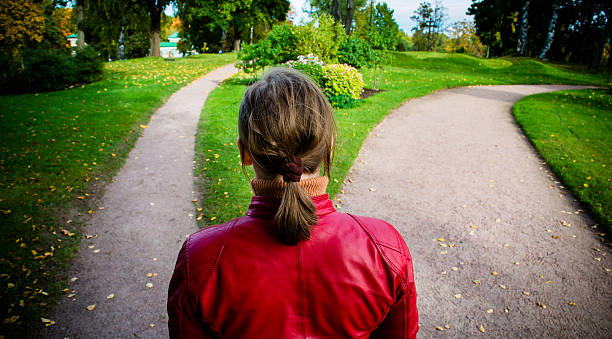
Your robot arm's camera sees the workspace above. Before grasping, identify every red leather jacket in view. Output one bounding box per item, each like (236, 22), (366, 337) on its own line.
(168, 194), (418, 338)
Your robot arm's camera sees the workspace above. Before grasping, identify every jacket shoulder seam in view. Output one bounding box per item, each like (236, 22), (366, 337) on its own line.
(347, 214), (407, 289)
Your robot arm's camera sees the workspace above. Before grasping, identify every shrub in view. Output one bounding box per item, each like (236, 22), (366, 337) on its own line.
(321, 63), (364, 100)
(74, 46), (104, 83)
(338, 36), (373, 69)
(1, 47), (104, 94)
(237, 23), (297, 75)
(286, 54), (324, 86)
(17, 48), (76, 92)
(124, 31), (151, 58)
(396, 36), (413, 51)
(294, 13), (345, 63)
(326, 94), (360, 109)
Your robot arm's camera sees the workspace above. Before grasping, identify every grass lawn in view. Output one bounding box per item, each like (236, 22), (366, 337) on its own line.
(194, 51), (610, 229)
(514, 89), (611, 233)
(0, 53), (235, 331)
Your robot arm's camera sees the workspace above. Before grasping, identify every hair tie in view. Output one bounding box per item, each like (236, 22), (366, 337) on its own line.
(280, 156), (303, 182)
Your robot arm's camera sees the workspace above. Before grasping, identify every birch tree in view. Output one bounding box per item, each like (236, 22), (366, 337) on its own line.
(538, 0), (559, 60)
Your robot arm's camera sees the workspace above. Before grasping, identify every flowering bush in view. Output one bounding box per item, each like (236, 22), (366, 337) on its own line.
(285, 54), (324, 85)
(321, 63), (364, 100)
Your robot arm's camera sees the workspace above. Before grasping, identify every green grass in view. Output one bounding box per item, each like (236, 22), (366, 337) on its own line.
(514, 89), (611, 232)
(0, 53), (235, 332)
(194, 51), (610, 228)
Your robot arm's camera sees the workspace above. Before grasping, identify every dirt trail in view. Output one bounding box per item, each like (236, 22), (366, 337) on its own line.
(336, 85), (611, 338)
(41, 64), (238, 338)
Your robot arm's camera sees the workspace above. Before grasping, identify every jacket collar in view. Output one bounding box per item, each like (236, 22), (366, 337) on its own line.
(246, 194), (336, 219)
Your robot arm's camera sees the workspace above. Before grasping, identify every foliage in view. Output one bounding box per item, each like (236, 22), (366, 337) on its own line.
(124, 31), (151, 59)
(321, 63), (364, 100)
(294, 14), (346, 63)
(236, 23), (297, 75)
(0, 0), (45, 57)
(15, 48), (76, 92)
(355, 2), (399, 51)
(52, 7), (76, 39)
(194, 52), (609, 236)
(514, 89), (611, 231)
(177, 38), (192, 56)
(3, 46), (104, 93)
(468, 0), (612, 66)
(445, 20), (485, 57)
(73, 46), (104, 83)
(338, 35), (373, 68)
(286, 54), (325, 85)
(83, 0), (150, 61)
(161, 13), (181, 41)
(0, 53), (236, 333)
(396, 30), (413, 51)
(178, 0), (289, 53)
(410, 1), (448, 51)
(307, 0), (368, 34)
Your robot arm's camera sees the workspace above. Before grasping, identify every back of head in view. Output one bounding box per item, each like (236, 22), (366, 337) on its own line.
(238, 67), (336, 245)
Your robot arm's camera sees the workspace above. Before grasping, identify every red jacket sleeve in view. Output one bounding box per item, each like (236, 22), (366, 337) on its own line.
(167, 237), (218, 338)
(370, 242), (419, 338)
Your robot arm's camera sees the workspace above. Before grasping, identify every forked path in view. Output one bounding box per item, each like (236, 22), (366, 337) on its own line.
(337, 85), (611, 337)
(42, 64), (238, 338)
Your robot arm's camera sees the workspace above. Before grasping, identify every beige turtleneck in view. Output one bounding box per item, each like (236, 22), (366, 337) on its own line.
(250, 176), (329, 200)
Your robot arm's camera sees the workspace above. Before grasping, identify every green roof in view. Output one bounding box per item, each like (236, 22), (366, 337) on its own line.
(67, 34), (77, 38)
(168, 32), (179, 39)
(160, 42), (177, 47)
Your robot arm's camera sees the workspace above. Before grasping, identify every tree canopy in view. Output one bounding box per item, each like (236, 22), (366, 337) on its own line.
(468, 0), (611, 67)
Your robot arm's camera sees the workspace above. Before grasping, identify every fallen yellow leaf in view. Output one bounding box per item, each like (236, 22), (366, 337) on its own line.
(478, 324), (485, 333)
(435, 326), (444, 331)
(146, 282), (153, 289)
(86, 304), (96, 311)
(106, 293), (114, 299)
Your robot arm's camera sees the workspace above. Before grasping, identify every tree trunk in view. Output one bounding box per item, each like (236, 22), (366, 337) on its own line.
(118, 26), (125, 60)
(516, 0), (530, 55)
(150, 2), (162, 57)
(331, 0), (342, 23)
(367, 0), (373, 44)
(539, 1), (559, 60)
(234, 39), (241, 52)
(345, 0), (354, 35)
(76, 0), (85, 49)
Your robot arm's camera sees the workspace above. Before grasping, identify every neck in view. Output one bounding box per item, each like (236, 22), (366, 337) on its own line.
(250, 176), (329, 200)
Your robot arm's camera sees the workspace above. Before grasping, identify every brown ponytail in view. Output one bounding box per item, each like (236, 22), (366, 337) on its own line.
(238, 67), (336, 245)
(275, 181), (318, 244)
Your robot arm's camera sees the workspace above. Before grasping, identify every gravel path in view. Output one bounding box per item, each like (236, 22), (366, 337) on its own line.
(336, 85), (612, 338)
(41, 64), (238, 338)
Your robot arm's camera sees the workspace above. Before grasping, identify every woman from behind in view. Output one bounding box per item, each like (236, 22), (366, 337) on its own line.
(168, 67), (418, 338)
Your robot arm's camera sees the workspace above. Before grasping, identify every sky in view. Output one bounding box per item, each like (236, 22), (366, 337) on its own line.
(289, 0), (474, 33)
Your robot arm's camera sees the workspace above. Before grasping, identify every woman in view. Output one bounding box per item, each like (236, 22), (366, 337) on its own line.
(168, 68), (418, 338)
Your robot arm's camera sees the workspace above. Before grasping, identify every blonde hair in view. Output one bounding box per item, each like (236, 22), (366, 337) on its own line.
(238, 68), (336, 245)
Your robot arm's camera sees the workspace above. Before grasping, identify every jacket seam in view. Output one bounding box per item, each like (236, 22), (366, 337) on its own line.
(348, 214), (407, 289)
(198, 219), (239, 337)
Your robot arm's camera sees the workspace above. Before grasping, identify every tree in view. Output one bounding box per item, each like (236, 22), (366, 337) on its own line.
(411, 1), (447, 51)
(76, 0), (85, 49)
(355, 1), (399, 51)
(308, 0), (367, 34)
(0, 0), (46, 56)
(467, 0), (522, 57)
(178, 0), (289, 53)
(516, 0), (530, 55)
(83, 0), (150, 60)
(538, 0), (559, 60)
(446, 20), (484, 56)
(145, 0), (172, 57)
